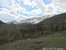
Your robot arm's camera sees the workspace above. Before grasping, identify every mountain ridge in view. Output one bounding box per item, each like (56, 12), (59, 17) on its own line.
(0, 13), (66, 45)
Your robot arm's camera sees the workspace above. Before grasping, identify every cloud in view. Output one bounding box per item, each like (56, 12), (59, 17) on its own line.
(17, 0), (38, 12)
(10, 4), (27, 14)
(0, 8), (9, 15)
(54, 0), (66, 4)
(30, 8), (42, 16)
(43, 0), (52, 4)
(35, 0), (54, 14)
(53, 0), (66, 13)
(22, 0), (37, 7)
(0, 0), (66, 22)
(0, 15), (14, 22)
(36, 0), (66, 15)
(0, 8), (16, 22)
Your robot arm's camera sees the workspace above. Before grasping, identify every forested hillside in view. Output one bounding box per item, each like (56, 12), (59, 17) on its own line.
(0, 13), (66, 45)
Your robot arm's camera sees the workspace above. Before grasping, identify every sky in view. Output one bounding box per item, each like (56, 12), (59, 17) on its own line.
(0, 0), (66, 22)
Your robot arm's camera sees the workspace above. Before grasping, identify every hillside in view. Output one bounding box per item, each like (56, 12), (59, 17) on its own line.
(0, 20), (5, 24)
(18, 13), (66, 37)
(39, 13), (66, 27)
(0, 13), (66, 45)
(0, 31), (66, 50)
(37, 13), (66, 33)
(0, 20), (6, 26)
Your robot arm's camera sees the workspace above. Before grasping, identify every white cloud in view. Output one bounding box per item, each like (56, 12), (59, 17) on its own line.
(54, 0), (66, 4)
(31, 1), (37, 8)
(53, 0), (66, 13)
(23, 0), (32, 6)
(35, 0), (66, 15)
(23, 0), (31, 5)
(30, 8), (42, 15)
(10, 4), (27, 14)
(35, 0), (55, 15)
(23, 0), (37, 7)
(9, 4), (30, 19)
(0, 8), (9, 16)
(0, 0), (66, 22)
(0, 0), (9, 3)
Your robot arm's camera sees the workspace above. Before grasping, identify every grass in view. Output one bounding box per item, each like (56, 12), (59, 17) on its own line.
(0, 31), (66, 50)
(0, 34), (16, 45)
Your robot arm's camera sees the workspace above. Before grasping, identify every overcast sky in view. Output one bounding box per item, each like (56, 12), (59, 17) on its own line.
(0, 0), (66, 22)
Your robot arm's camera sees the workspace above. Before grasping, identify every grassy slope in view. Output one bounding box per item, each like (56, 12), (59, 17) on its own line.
(0, 31), (66, 50)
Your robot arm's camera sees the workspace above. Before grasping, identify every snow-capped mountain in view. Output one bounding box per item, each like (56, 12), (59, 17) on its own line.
(13, 15), (54, 24)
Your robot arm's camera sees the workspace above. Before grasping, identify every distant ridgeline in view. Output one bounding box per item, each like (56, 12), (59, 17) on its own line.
(19, 13), (66, 37)
(0, 13), (66, 45)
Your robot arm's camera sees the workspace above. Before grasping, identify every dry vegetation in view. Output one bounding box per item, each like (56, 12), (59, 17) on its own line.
(0, 13), (66, 50)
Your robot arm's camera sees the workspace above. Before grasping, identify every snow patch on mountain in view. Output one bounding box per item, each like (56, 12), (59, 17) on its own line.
(13, 15), (54, 24)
